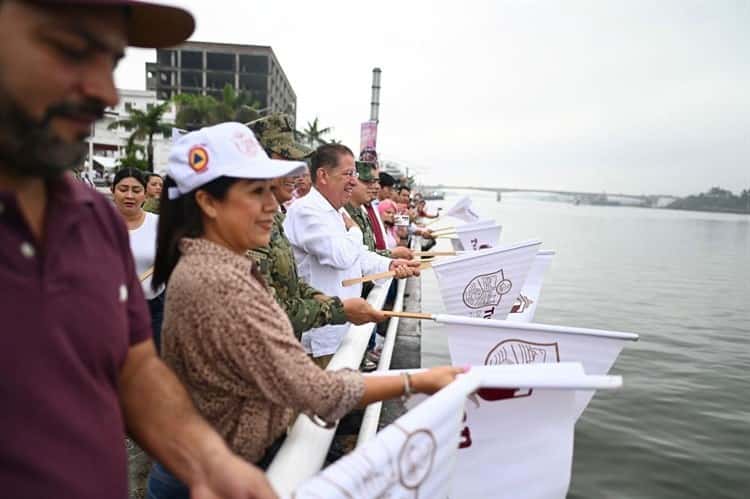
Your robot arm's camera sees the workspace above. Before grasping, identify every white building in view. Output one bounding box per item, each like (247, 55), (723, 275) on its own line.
(86, 89), (175, 176)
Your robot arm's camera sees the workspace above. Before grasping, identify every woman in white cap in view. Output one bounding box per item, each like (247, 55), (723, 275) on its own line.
(147, 123), (465, 498)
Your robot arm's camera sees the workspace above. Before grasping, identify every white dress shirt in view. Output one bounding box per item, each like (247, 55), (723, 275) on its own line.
(284, 187), (391, 357)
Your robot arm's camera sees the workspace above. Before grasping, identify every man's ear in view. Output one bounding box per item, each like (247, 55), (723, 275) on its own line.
(194, 190), (218, 219)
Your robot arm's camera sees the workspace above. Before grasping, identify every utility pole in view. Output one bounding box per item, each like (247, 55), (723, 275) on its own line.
(370, 67), (381, 123)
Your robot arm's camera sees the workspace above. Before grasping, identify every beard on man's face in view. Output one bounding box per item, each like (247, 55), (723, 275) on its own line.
(0, 91), (104, 180)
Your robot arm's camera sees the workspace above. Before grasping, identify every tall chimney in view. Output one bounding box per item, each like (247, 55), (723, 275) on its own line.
(370, 68), (381, 123)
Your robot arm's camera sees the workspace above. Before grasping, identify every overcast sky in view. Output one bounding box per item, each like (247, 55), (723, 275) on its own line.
(115, 0), (749, 196)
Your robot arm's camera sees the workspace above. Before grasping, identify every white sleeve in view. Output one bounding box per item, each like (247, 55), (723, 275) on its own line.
(286, 206), (367, 270)
(360, 249), (391, 278)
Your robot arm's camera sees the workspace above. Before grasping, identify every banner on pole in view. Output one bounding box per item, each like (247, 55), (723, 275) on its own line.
(443, 195), (480, 223)
(507, 250), (555, 323)
(432, 240), (542, 320)
(360, 120), (378, 155)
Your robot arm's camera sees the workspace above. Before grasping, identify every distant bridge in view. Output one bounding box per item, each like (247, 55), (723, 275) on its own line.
(420, 185), (679, 206)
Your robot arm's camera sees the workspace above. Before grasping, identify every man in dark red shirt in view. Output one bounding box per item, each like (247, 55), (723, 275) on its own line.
(0, 2), (275, 498)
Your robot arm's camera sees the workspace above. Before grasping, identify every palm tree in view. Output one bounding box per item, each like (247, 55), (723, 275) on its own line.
(108, 102), (172, 172)
(301, 117), (332, 147)
(214, 84), (261, 124)
(173, 93), (218, 131)
(173, 85), (261, 130)
(117, 142), (148, 171)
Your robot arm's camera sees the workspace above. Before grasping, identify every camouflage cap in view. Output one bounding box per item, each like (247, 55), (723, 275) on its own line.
(356, 161), (377, 182)
(248, 113), (313, 161)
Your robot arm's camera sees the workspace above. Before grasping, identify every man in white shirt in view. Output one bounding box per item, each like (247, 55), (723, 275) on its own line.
(284, 144), (419, 366)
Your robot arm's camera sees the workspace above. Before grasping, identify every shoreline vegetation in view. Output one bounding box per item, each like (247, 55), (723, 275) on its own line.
(666, 187), (750, 215)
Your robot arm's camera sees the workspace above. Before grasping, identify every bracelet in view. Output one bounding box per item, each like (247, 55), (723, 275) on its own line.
(401, 372), (413, 403)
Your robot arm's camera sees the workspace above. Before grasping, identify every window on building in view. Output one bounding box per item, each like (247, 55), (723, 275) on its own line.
(180, 70), (202, 88)
(181, 50), (203, 70)
(239, 54), (268, 74)
(157, 50), (174, 66)
(157, 90), (172, 100)
(239, 73), (267, 93)
(207, 71), (234, 91)
(207, 52), (235, 72)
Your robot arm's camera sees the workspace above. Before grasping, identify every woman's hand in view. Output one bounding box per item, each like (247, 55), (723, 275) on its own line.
(411, 366), (467, 395)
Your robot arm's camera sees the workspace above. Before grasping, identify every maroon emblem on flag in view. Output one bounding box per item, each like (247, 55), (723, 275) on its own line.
(462, 269), (512, 309)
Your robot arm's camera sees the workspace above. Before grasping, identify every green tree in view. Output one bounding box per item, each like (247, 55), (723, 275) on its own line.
(108, 102), (172, 172)
(300, 117), (332, 147)
(117, 142), (148, 171)
(173, 85), (261, 130)
(173, 93), (218, 130)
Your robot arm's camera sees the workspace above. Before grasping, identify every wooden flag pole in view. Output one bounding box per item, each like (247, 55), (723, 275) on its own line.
(412, 251), (457, 257)
(382, 310), (436, 320)
(434, 234), (457, 239)
(429, 225), (455, 233)
(139, 267), (154, 282)
(342, 262), (432, 287)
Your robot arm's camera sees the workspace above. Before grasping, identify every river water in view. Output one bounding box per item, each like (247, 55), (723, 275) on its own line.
(420, 189), (749, 499)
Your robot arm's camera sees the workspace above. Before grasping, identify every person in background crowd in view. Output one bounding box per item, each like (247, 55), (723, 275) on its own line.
(111, 168), (165, 351)
(284, 144), (421, 368)
(417, 198), (440, 219)
(143, 173), (163, 213)
(377, 199), (400, 249)
(345, 161), (411, 259)
(147, 122), (466, 498)
(293, 164), (312, 199)
(0, 1), (275, 498)
(377, 171), (396, 206)
(247, 114), (385, 340)
(396, 184), (412, 210)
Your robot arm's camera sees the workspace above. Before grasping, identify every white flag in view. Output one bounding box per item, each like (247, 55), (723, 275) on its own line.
(450, 363), (620, 499)
(439, 315), (638, 418)
(507, 250), (555, 322)
(443, 195), (480, 223)
(287, 372), (470, 498)
(432, 240), (542, 320)
(288, 364), (621, 499)
(455, 223), (503, 251)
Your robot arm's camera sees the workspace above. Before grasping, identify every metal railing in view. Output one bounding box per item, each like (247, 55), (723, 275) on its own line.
(266, 277), (397, 495)
(355, 277), (407, 447)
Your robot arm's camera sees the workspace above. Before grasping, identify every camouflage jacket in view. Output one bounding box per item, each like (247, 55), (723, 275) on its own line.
(143, 197), (159, 214)
(248, 211), (346, 338)
(344, 204), (390, 257)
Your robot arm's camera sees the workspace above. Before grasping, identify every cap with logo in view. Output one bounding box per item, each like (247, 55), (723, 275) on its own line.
(247, 114), (312, 161)
(167, 122), (307, 200)
(33, 0), (195, 48)
(355, 161), (376, 182)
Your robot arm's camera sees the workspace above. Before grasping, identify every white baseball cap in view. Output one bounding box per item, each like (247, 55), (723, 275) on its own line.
(166, 122), (307, 200)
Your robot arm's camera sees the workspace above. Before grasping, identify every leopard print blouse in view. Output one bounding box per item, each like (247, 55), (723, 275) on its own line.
(161, 238), (364, 463)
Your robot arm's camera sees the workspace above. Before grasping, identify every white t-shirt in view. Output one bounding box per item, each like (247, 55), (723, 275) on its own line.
(129, 212), (164, 300)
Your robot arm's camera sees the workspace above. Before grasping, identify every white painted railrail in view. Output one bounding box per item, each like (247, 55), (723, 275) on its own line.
(266, 278), (394, 496)
(355, 277), (407, 447)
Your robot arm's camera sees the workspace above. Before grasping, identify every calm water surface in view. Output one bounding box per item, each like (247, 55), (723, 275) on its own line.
(424, 190), (749, 499)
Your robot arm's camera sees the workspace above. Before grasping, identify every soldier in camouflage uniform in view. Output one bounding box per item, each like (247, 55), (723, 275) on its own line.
(344, 161), (388, 256)
(247, 114), (385, 339)
(345, 161), (413, 259)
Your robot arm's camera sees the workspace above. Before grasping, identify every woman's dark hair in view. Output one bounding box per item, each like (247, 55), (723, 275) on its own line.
(145, 173), (163, 183)
(112, 167), (146, 190)
(152, 175), (241, 291)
